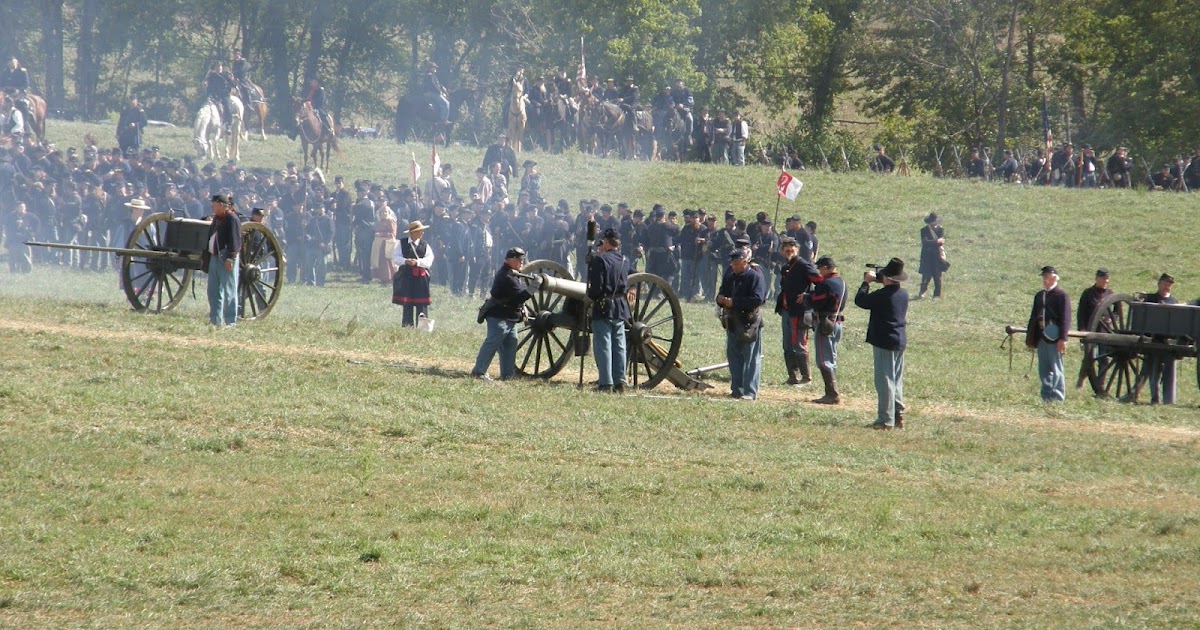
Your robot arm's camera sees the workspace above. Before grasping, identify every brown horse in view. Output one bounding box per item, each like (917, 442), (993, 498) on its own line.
(239, 82), (268, 140)
(1, 90), (46, 143)
(290, 98), (338, 170)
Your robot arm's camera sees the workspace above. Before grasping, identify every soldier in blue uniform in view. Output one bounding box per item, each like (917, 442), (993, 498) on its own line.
(1025, 266), (1071, 402)
(776, 237), (821, 386)
(471, 247), (536, 381)
(1, 58), (30, 95)
(718, 249), (767, 400)
(810, 256), (848, 404)
(423, 62), (449, 123)
(205, 62), (235, 129)
(587, 228), (632, 393)
(670, 79), (694, 140)
(116, 97), (147, 154)
(1143, 273), (1179, 404)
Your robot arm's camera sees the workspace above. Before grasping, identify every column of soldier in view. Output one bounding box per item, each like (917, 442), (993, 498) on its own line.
(942, 143), (1200, 190)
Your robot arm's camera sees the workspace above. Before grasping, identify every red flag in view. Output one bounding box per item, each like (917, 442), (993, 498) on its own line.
(776, 170), (803, 200)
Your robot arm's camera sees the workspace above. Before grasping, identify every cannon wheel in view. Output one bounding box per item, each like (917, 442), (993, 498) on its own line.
(626, 272), (684, 390)
(238, 221), (285, 321)
(514, 260), (578, 379)
(1083, 293), (1147, 402)
(121, 212), (193, 313)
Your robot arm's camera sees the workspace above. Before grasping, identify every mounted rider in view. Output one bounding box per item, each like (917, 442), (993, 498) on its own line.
(230, 49), (254, 108)
(1, 58), (30, 98)
(618, 76), (640, 132)
(205, 61), (236, 130)
(671, 79), (694, 140)
(303, 77), (332, 134)
(423, 62), (450, 124)
(527, 75), (549, 121)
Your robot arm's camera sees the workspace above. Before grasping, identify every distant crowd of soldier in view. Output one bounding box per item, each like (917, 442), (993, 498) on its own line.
(930, 142), (1200, 190)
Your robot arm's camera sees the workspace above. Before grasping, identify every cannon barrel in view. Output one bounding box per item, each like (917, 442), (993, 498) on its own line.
(1004, 325), (1194, 354)
(535, 273), (589, 301)
(25, 241), (174, 258)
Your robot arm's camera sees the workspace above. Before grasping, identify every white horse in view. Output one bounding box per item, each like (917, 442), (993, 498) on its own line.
(226, 95), (243, 161)
(193, 100), (223, 159)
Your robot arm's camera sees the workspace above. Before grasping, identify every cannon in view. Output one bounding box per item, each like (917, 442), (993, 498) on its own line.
(514, 259), (710, 390)
(28, 212), (284, 321)
(1005, 293), (1200, 402)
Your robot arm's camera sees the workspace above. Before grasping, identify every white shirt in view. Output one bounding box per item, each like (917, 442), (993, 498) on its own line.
(393, 236), (434, 270)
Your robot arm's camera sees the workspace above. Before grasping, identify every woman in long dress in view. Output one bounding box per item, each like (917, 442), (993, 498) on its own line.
(371, 203), (397, 283)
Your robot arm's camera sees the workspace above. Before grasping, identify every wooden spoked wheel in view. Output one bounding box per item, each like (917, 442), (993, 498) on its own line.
(625, 272), (684, 390)
(514, 260), (579, 380)
(238, 221), (285, 321)
(121, 212), (193, 313)
(1083, 293), (1147, 402)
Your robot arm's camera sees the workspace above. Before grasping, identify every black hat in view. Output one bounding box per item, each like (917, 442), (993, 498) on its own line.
(506, 247), (526, 259)
(1159, 273), (1175, 284)
(724, 212), (736, 221)
(682, 209), (694, 217)
(602, 227), (620, 241)
(667, 210), (678, 218)
(632, 209), (644, 218)
(816, 256), (836, 268)
(734, 236), (751, 247)
(779, 236), (798, 247)
(879, 257), (908, 282)
(522, 159), (537, 168)
(787, 215), (801, 223)
(211, 193), (232, 205)
(1040, 265), (1058, 276)
(729, 249), (747, 261)
(251, 207), (265, 217)
(1095, 268), (1110, 278)
(924, 212), (939, 224)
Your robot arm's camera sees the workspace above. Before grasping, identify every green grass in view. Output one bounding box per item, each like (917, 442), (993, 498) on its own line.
(0, 122), (1197, 627)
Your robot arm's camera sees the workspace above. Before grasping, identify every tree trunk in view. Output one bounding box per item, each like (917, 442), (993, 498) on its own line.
(265, 0), (291, 128)
(41, 0), (65, 108)
(994, 0), (1020, 153)
(76, 0), (102, 118)
(303, 1), (333, 83)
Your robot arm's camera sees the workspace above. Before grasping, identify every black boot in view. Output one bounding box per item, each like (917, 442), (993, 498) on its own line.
(784, 353), (800, 385)
(812, 368), (840, 405)
(797, 353), (812, 385)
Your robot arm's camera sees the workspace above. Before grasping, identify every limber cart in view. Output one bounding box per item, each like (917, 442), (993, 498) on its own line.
(1005, 293), (1200, 402)
(28, 212), (285, 321)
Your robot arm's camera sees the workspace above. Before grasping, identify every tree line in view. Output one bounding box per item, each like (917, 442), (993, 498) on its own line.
(2, 0), (1196, 167)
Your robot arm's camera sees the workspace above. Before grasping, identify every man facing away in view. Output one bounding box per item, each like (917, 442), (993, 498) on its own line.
(856, 258), (910, 429)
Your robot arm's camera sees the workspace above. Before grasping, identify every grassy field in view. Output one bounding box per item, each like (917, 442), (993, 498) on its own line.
(1, 122), (1198, 627)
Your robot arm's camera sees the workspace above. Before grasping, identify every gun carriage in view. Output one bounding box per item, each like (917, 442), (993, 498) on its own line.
(515, 259), (709, 390)
(28, 212), (285, 321)
(1006, 294), (1200, 402)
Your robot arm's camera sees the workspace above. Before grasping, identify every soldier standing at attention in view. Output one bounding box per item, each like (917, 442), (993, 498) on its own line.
(1143, 273), (1179, 405)
(1025, 266), (1071, 403)
(776, 237), (821, 386)
(587, 228), (632, 393)
(810, 256), (847, 404)
(718, 249), (767, 400)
